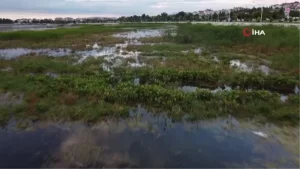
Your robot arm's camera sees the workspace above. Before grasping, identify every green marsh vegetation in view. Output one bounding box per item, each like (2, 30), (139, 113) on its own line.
(0, 23), (299, 126)
(0, 60), (299, 126)
(112, 67), (299, 94)
(174, 23), (299, 73)
(0, 23), (168, 49)
(0, 25), (118, 41)
(175, 24), (299, 48)
(127, 43), (194, 53)
(0, 71), (298, 125)
(0, 24), (166, 41)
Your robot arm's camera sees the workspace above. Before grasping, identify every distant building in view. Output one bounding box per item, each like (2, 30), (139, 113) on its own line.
(271, 4), (282, 9)
(204, 9), (214, 15)
(219, 9), (230, 14)
(16, 18), (31, 24)
(64, 17), (74, 22)
(198, 11), (205, 16)
(75, 18), (84, 22)
(55, 17), (63, 22)
(193, 11), (199, 15)
(282, 4), (290, 8)
(232, 7), (244, 12)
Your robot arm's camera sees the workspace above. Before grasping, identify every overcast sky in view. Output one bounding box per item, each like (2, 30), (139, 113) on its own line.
(0, 0), (296, 19)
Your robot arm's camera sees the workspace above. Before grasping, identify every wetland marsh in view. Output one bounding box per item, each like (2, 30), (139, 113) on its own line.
(0, 23), (299, 168)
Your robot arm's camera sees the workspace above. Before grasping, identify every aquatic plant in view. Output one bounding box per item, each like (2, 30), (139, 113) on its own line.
(114, 68), (298, 93)
(0, 70), (298, 124)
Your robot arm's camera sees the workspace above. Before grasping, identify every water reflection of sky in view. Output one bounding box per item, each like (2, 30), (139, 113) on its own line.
(0, 25), (77, 32)
(0, 106), (298, 168)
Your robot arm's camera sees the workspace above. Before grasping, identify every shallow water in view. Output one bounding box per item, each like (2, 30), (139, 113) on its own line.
(0, 93), (23, 106)
(230, 60), (271, 75)
(0, 28), (169, 69)
(0, 41), (147, 69)
(211, 85), (232, 93)
(0, 24), (78, 32)
(45, 72), (60, 78)
(112, 29), (164, 39)
(0, 24), (56, 32)
(181, 50), (189, 54)
(178, 85), (292, 102)
(129, 51), (146, 68)
(92, 43), (100, 49)
(194, 48), (202, 54)
(102, 63), (112, 72)
(134, 78), (140, 86)
(259, 65), (270, 75)
(0, 48), (72, 59)
(295, 86), (300, 94)
(213, 56), (220, 62)
(0, 106), (298, 168)
(179, 84), (233, 94)
(179, 86), (198, 93)
(181, 48), (202, 55)
(230, 60), (253, 72)
(78, 44), (146, 68)
(76, 47), (117, 63)
(280, 95), (288, 102)
(0, 67), (13, 72)
(129, 62), (146, 68)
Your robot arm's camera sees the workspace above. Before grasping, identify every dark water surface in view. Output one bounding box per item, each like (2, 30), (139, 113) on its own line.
(0, 24), (78, 32)
(0, 106), (298, 168)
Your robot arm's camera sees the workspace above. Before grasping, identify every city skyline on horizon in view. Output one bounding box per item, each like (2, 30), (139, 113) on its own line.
(1, 0), (298, 20)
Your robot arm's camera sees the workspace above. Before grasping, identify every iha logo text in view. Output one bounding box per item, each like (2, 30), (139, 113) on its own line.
(243, 28), (266, 37)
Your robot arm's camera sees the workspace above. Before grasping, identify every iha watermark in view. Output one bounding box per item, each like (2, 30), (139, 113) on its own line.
(243, 28), (266, 37)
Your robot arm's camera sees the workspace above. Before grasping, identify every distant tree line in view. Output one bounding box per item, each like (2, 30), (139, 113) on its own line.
(118, 7), (300, 22)
(17, 19), (116, 24)
(0, 18), (14, 24)
(230, 7), (300, 22)
(0, 18), (117, 24)
(1, 6), (299, 24)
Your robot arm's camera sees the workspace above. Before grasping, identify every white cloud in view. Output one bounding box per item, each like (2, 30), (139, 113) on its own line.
(151, 2), (169, 8)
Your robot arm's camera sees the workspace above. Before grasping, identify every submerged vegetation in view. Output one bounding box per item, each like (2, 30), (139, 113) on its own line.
(0, 23), (299, 126)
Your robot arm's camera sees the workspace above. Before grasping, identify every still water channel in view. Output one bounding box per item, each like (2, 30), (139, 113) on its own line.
(0, 106), (298, 168)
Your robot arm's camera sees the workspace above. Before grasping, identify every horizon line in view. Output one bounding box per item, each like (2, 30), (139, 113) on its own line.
(1, 2), (299, 20)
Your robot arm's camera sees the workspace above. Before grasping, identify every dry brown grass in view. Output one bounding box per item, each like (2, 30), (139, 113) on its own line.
(88, 95), (99, 104)
(60, 92), (79, 105)
(25, 93), (40, 114)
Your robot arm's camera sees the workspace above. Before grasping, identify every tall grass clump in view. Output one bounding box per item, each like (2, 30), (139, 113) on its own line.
(176, 24), (299, 49)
